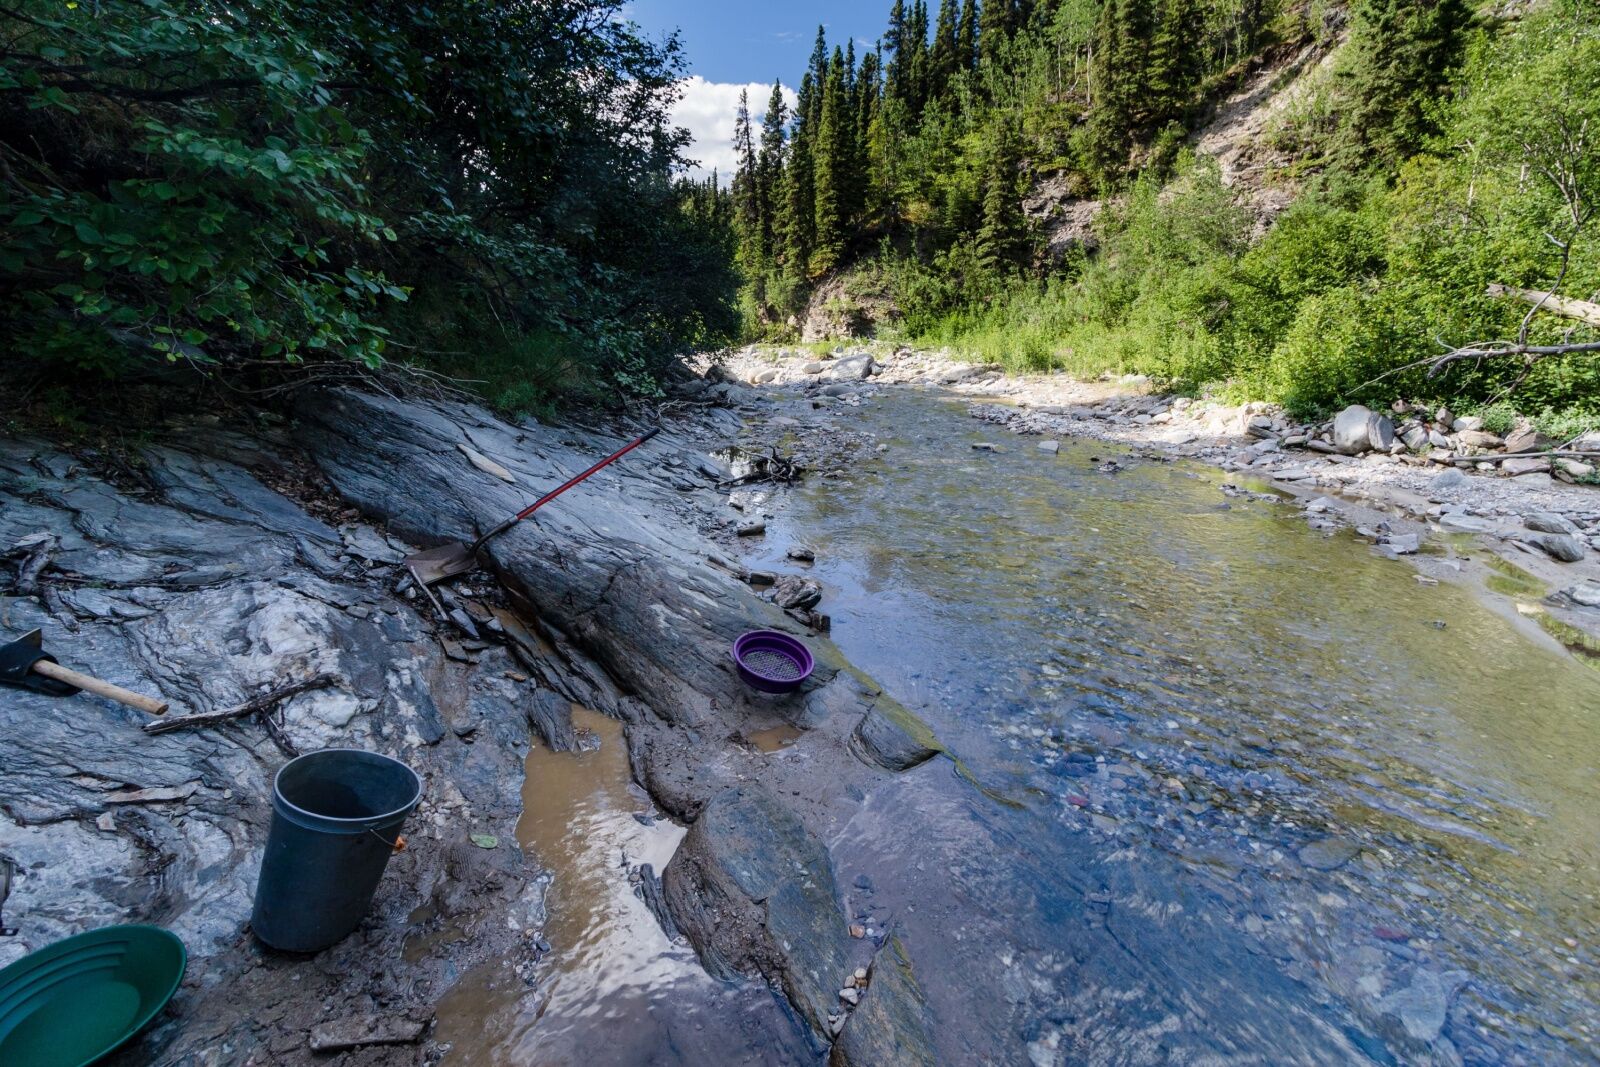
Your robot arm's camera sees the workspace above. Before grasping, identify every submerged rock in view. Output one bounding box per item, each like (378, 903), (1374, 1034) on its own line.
(852, 703), (943, 771)
(1298, 837), (1362, 870)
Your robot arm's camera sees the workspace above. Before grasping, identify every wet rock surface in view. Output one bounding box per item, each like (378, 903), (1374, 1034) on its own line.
(0, 433), (540, 1064)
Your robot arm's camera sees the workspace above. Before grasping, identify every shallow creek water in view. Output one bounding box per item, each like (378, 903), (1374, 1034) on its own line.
(748, 392), (1597, 1062)
(441, 390), (1596, 1064)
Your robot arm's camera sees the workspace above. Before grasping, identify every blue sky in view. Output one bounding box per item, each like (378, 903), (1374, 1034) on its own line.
(622, 1), (889, 180)
(625, 1), (884, 84)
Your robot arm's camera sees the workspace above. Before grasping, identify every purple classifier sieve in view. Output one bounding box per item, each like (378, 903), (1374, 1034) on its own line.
(732, 630), (815, 694)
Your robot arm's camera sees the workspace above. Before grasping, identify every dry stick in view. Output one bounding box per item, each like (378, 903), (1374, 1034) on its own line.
(143, 674), (338, 736)
(1458, 450), (1600, 464)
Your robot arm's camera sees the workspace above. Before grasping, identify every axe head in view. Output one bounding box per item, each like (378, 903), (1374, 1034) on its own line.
(0, 628), (81, 697)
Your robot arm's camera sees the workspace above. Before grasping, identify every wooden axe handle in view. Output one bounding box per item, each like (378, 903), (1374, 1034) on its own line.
(31, 660), (168, 715)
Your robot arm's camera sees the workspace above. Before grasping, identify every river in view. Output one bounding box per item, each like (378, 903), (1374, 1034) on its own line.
(446, 389), (1598, 1064)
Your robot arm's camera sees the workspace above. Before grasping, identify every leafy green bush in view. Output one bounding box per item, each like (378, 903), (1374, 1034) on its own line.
(0, 0), (737, 405)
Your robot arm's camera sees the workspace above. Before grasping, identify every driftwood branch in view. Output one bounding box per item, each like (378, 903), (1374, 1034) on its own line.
(144, 674), (337, 736)
(1486, 284), (1600, 328)
(1460, 450), (1600, 464)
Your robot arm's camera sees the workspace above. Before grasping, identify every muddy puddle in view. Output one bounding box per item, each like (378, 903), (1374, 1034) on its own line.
(434, 707), (813, 1065)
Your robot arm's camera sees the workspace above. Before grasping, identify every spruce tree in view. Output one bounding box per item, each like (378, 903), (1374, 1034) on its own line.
(812, 46), (850, 275)
(932, 0), (960, 91)
(732, 89), (758, 247)
(958, 0), (979, 72)
(757, 82), (788, 265)
(1147, 0), (1203, 126)
(1342, 0), (1472, 167)
(976, 119), (1026, 277)
(980, 0), (1014, 65)
(886, 1), (909, 106)
(1084, 0), (1155, 180)
(784, 70), (817, 279)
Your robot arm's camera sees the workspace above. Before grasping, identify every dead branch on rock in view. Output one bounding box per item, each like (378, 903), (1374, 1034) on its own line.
(718, 447), (804, 488)
(144, 674), (337, 737)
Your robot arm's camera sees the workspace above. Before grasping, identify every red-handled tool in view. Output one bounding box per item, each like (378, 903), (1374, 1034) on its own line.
(404, 426), (661, 588)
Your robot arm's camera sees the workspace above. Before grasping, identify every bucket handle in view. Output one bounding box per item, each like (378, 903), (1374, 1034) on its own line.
(368, 828), (407, 852)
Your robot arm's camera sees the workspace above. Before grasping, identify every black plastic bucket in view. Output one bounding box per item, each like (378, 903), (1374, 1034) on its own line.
(250, 748), (423, 953)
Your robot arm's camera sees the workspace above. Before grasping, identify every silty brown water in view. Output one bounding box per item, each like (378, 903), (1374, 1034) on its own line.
(433, 707), (814, 1065)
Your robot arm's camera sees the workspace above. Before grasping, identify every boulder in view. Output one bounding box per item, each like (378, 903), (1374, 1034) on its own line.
(823, 354), (875, 382)
(1503, 425), (1549, 454)
(1528, 532), (1586, 562)
(1524, 513), (1577, 534)
(1439, 513), (1498, 534)
(771, 575), (823, 610)
(1332, 406), (1395, 455)
(1455, 429), (1504, 450)
(1503, 456), (1551, 476)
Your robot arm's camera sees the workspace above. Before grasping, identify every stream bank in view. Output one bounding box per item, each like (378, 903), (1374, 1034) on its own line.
(0, 383), (948, 1064)
(3, 367), (1595, 1065)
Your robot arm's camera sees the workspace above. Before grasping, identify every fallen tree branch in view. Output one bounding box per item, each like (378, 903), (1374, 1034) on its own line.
(1485, 284), (1600, 328)
(1453, 449), (1600, 464)
(1365, 338), (1600, 388)
(144, 674), (337, 736)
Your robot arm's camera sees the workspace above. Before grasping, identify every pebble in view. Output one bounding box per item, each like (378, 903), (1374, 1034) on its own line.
(839, 987), (861, 1006)
(849, 924), (866, 938)
(1298, 837), (1362, 871)
(1037, 440), (1060, 454)
(736, 521), (766, 537)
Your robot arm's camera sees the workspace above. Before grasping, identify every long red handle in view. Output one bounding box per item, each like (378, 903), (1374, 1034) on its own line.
(513, 425), (661, 522)
(469, 426), (661, 552)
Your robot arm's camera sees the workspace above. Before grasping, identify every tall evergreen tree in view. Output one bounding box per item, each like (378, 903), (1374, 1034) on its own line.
(785, 75), (817, 277)
(976, 118), (1026, 277)
(812, 46), (851, 274)
(1084, 0), (1156, 180)
(932, 0), (961, 91)
(731, 88), (758, 249)
(1146, 0), (1203, 125)
(1342, 0), (1472, 166)
(907, 0), (931, 109)
(980, 0), (1015, 65)
(756, 82), (788, 265)
(958, 0), (980, 72)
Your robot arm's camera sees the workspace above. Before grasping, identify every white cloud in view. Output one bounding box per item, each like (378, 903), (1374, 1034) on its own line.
(672, 76), (795, 185)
